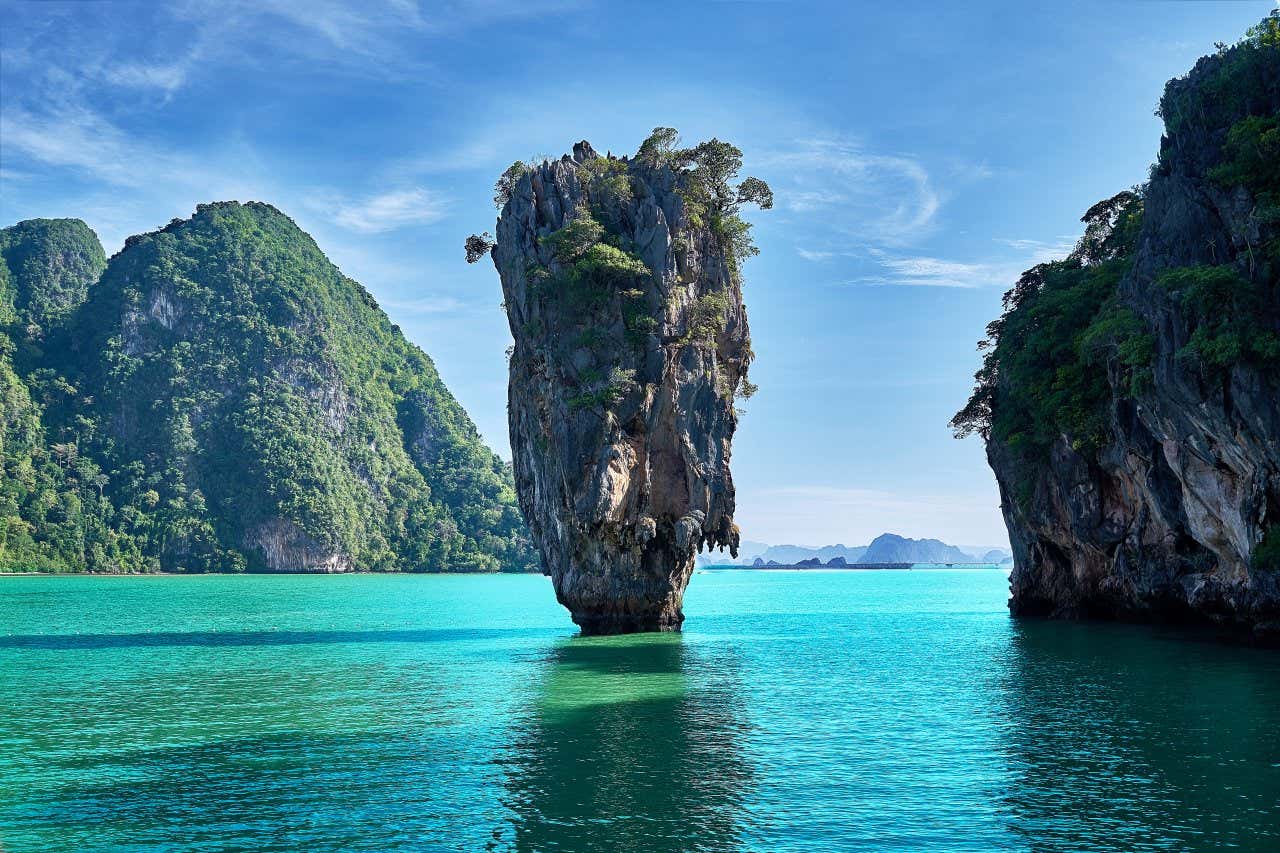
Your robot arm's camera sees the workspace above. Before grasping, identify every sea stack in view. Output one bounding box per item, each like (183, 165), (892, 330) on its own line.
(954, 18), (1280, 637)
(475, 130), (770, 633)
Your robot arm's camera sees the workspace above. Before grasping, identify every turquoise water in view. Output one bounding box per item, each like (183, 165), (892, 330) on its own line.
(2, 570), (1278, 852)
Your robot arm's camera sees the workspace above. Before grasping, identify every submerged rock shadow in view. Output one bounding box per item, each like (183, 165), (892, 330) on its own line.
(494, 633), (754, 853)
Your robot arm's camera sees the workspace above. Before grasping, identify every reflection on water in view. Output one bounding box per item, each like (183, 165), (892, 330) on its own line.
(999, 620), (1280, 850)
(496, 634), (752, 853)
(5, 573), (1280, 852)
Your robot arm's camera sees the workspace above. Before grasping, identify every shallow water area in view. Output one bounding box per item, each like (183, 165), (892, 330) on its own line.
(2, 570), (1278, 851)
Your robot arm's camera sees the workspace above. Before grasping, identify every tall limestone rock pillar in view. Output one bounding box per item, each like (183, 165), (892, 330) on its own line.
(474, 132), (770, 633)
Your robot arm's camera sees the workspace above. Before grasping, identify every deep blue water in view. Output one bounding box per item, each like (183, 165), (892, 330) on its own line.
(1, 570), (1278, 851)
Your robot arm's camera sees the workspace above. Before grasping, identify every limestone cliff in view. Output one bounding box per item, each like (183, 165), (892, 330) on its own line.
(957, 18), (1280, 637)
(477, 132), (770, 633)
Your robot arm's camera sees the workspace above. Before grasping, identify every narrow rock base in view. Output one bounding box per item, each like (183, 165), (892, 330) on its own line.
(570, 609), (685, 636)
(549, 548), (697, 636)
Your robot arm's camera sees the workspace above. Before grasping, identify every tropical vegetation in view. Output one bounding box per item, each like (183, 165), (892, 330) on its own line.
(0, 205), (535, 573)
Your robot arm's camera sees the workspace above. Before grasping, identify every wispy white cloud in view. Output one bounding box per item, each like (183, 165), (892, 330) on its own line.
(2, 0), (589, 113)
(104, 61), (194, 94)
(992, 236), (1077, 263)
(854, 250), (999, 289)
(946, 158), (996, 182)
(207, 0), (428, 60)
(160, 0), (591, 83)
(312, 187), (451, 234)
(380, 295), (470, 315)
(849, 235), (1079, 290)
(0, 104), (187, 187)
(786, 189), (849, 212)
(796, 248), (835, 262)
(761, 137), (940, 246)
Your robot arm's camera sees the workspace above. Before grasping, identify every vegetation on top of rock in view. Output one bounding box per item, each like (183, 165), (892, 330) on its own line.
(469, 126), (772, 283)
(956, 14), (1280, 471)
(659, 131), (773, 272)
(1156, 11), (1278, 145)
(950, 190), (1150, 460)
(467, 127), (770, 408)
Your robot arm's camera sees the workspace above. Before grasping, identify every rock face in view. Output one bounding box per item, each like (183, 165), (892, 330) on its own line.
(965, 24), (1280, 637)
(488, 137), (765, 633)
(244, 519), (354, 573)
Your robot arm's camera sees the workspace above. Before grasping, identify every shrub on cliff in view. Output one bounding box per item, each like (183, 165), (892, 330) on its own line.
(957, 15), (1279, 471)
(1158, 266), (1280, 368)
(951, 191), (1148, 458)
(1156, 10), (1280, 148)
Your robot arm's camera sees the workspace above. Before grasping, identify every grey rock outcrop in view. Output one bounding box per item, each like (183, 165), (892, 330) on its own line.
(244, 519), (354, 573)
(986, 32), (1280, 636)
(488, 138), (762, 633)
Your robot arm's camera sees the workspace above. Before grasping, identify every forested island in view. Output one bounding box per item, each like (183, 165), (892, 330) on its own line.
(955, 14), (1280, 636)
(1, 205), (534, 573)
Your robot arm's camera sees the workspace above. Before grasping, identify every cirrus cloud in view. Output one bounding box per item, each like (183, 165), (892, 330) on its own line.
(310, 188), (451, 234)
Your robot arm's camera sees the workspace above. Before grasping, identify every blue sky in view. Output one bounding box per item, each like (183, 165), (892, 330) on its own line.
(1, 0), (1273, 548)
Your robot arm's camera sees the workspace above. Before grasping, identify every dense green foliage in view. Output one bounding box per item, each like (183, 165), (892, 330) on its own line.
(539, 208), (651, 313)
(1157, 11), (1279, 145)
(0, 205), (535, 573)
(1255, 524), (1280, 572)
(955, 14), (1280, 537)
(951, 191), (1149, 459)
(0, 220), (113, 570)
(1209, 114), (1280, 210)
(1158, 265), (1280, 366)
(1207, 109), (1280, 272)
(0, 218), (106, 332)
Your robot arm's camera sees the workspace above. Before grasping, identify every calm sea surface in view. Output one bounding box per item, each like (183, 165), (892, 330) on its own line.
(2, 570), (1278, 852)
